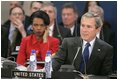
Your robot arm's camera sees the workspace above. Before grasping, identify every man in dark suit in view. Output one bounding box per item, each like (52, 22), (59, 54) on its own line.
(59, 2), (80, 37)
(88, 5), (116, 72)
(41, 2), (71, 44)
(52, 12), (113, 76)
(2, 6), (29, 58)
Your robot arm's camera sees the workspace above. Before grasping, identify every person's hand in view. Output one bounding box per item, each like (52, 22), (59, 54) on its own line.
(12, 19), (26, 37)
(43, 28), (49, 43)
(13, 19), (24, 31)
(52, 53), (56, 57)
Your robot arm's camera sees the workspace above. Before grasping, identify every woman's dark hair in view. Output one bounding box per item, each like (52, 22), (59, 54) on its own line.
(30, 10), (50, 26)
(83, 1), (100, 14)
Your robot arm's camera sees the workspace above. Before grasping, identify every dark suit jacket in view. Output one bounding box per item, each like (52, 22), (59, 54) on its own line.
(53, 23), (72, 44)
(100, 22), (114, 47)
(1, 26), (9, 58)
(2, 16), (30, 55)
(59, 22), (80, 37)
(52, 37), (113, 75)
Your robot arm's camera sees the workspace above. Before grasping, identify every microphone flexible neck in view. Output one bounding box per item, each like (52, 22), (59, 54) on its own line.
(72, 47), (81, 66)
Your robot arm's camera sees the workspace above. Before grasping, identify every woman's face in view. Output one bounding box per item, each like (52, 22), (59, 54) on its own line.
(32, 18), (47, 37)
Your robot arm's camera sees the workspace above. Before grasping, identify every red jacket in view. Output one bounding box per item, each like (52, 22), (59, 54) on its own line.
(16, 34), (59, 68)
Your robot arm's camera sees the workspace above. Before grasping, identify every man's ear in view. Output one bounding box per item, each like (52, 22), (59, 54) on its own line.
(97, 27), (102, 32)
(9, 16), (11, 21)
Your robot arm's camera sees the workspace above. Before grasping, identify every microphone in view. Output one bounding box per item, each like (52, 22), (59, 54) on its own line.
(73, 70), (89, 79)
(55, 7), (63, 41)
(72, 47), (81, 65)
(59, 46), (81, 72)
(71, 46), (89, 79)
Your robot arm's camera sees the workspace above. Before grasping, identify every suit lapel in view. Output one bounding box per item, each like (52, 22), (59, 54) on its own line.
(53, 24), (57, 37)
(53, 24), (62, 40)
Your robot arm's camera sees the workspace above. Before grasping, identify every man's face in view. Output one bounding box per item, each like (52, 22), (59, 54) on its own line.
(62, 8), (77, 28)
(88, 1), (97, 8)
(42, 6), (56, 25)
(10, 7), (24, 24)
(88, 7), (101, 17)
(32, 18), (46, 37)
(10, 1), (21, 9)
(30, 2), (42, 15)
(80, 17), (100, 42)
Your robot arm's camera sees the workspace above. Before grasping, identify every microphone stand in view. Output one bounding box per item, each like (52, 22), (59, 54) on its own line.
(72, 47), (81, 66)
(71, 46), (89, 79)
(73, 70), (89, 79)
(72, 46), (89, 79)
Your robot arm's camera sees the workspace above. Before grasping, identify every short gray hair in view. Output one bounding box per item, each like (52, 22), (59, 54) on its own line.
(41, 2), (57, 15)
(81, 12), (103, 28)
(88, 5), (104, 21)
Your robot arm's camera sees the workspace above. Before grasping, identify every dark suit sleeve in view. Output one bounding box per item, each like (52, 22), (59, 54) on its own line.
(101, 45), (113, 75)
(1, 27), (8, 58)
(52, 38), (68, 71)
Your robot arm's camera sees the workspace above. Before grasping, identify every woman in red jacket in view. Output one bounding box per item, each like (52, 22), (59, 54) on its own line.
(16, 10), (60, 69)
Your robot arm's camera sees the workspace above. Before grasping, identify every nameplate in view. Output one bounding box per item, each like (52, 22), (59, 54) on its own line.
(12, 70), (45, 79)
(15, 46), (20, 51)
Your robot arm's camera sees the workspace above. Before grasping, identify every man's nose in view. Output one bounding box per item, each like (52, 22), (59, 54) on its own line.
(82, 27), (88, 32)
(64, 14), (68, 18)
(15, 14), (20, 18)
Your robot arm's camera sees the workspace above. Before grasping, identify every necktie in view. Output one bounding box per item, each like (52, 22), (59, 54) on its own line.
(9, 29), (18, 52)
(79, 43), (90, 73)
(9, 28), (17, 44)
(11, 30), (18, 51)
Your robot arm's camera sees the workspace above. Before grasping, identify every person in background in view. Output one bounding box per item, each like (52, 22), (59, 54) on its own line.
(3, 1), (31, 34)
(9, 1), (24, 9)
(88, 5), (114, 46)
(59, 2), (80, 37)
(17, 10), (60, 69)
(83, 1), (100, 14)
(40, 2), (71, 44)
(30, 1), (43, 15)
(52, 12), (113, 76)
(27, 1), (44, 35)
(77, 1), (100, 24)
(2, 6), (28, 59)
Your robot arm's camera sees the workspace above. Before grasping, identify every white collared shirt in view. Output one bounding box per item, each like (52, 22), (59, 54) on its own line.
(49, 24), (54, 36)
(65, 25), (75, 35)
(70, 25), (75, 35)
(96, 32), (100, 39)
(82, 38), (96, 58)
